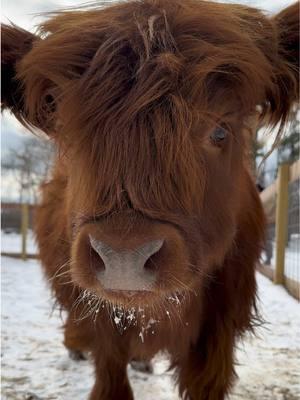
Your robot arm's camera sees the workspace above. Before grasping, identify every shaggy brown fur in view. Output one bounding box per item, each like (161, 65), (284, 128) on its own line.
(1, 1), (299, 399)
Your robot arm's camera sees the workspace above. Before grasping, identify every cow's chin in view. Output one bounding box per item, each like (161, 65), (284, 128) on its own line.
(76, 282), (188, 310)
(102, 288), (159, 306)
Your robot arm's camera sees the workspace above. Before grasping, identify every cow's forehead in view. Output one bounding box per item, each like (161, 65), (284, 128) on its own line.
(21, 0), (274, 124)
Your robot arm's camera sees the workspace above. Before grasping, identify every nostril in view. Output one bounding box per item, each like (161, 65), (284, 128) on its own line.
(139, 239), (164, 271)
(89, 235), (110, 258)
(144, 253), (160, 272)
(89, 235), (106, 271)
(138, 239), (164, 258)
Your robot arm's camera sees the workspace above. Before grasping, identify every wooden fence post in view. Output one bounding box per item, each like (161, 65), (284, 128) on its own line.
(21, 203), (29, 261)
(274, 164), (289, 284)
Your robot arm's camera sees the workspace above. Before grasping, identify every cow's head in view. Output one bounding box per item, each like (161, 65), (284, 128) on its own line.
(2, 1), (298, 307)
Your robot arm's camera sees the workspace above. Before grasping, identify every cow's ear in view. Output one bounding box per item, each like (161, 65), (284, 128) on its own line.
(272, 3), (299, 114)
(1, 24), (39, 123)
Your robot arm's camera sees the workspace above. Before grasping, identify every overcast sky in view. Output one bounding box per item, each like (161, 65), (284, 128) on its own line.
(2, 0), (294, 31)
(1, 0), (295, 200)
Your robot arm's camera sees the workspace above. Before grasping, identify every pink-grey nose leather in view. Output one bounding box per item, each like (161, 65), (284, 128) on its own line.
(89, 235), (164, 291)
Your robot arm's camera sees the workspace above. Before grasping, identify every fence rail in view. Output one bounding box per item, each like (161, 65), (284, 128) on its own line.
(1, 162), (300, 301)
(259, 159), (300, 301)
(1, 203), (38, 259)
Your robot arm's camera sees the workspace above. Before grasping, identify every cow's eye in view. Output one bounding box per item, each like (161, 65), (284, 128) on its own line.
(43, 93), (56, 113)
(210, 125), (228, 145)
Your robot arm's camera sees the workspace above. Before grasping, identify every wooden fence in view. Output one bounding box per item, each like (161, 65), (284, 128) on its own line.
(259, 160), (300, 300)
(1, 163), (300, 301)
(1, 203), (37, 259)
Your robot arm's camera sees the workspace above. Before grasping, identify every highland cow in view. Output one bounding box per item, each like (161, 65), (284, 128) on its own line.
(1, 0), (299, 399)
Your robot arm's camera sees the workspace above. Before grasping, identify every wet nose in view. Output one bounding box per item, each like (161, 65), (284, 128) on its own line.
(89, 235), (164, 291)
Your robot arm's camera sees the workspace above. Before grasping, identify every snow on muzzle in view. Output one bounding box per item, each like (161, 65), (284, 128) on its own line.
(89, 236), (164, 291)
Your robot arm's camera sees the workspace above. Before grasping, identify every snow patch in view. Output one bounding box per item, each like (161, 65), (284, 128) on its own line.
(2, 256), (300, 399)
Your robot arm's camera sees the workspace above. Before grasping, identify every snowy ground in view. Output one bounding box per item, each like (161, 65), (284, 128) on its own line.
(1, 256), (300, 400)
(1, 231), (38, 255)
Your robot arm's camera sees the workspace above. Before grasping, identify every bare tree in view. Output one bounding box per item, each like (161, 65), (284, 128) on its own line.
(2, 136), (55, 204)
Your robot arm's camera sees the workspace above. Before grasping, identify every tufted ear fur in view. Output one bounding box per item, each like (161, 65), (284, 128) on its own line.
(274, 3), (299, 94)
(271, 2), (299, 124)
(1, 24), (39, 124)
